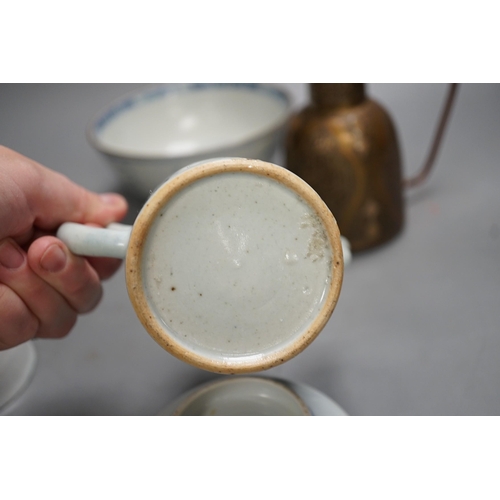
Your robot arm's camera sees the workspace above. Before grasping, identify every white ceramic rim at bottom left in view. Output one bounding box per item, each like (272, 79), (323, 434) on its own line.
(0, 342), (37, 412)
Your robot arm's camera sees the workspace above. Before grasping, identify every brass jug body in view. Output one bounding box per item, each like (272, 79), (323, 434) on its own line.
(286, 84), (404, 253)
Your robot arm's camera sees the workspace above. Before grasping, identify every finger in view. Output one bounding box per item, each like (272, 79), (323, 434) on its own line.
(15, 227), (54, 249)
(0, 283), (39, 350)
(86, 256), (123, 280)
(11, 227), (120, 277)
(0, 238), (77, 340)
(27, 236), (103, 314)
(0, 146), (128, 239)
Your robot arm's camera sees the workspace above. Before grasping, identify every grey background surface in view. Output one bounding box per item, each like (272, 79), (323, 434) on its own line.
(1, 83), (499, 416)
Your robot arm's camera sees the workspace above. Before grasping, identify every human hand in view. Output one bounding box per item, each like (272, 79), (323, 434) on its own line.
(0, 146), (128, 350)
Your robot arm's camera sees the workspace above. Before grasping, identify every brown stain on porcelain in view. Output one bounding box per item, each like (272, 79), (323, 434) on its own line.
(125, 158), (344, 374)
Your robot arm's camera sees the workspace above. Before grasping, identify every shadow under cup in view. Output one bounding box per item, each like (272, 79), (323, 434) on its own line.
(126, 159), (344, 374)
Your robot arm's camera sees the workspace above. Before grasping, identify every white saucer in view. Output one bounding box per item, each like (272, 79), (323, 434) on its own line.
(159, 376), (347, 416)
(280, 379), (347, 416)
(0, 342), (37, 411)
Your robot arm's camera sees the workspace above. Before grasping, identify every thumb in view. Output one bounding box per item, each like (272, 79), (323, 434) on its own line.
(0, 146), (128, 235)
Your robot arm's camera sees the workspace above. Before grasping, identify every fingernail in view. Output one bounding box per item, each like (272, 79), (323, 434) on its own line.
(0, 240), (25, 269)
(99, 193), (124, 206)
(40, 244), (67, 273)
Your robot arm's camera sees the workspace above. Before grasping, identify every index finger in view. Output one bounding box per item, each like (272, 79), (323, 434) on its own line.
(0, 146), (128, 238)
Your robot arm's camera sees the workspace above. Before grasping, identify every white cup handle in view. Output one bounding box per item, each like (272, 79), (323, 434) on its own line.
(57, 222), (351, 263)
(57, 222), (350, 265)
(340, 236), (352, 266)
(56, 222), (132, 259)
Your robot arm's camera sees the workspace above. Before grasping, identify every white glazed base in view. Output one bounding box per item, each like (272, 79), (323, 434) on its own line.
(126, 158), (344, 374)
(0, 342), (37, 411)
(142, 171), (334, 360)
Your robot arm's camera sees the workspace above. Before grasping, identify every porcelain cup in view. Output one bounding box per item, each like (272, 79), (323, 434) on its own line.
(159, 376), (348, 416)
(164, 377), (311, 416)
(57, 158), (344, 374)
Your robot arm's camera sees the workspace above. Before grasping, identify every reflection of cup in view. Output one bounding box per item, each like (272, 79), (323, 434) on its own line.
(58, 158), (344, 374)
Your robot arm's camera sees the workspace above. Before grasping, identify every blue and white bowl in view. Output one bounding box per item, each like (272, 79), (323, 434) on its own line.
(88, 83), (291, 198)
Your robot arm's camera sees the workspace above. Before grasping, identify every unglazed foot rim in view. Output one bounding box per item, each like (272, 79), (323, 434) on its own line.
(126, 158), (343, 373)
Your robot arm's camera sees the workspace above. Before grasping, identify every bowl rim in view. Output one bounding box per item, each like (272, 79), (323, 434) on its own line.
(86, 83), (292, 161)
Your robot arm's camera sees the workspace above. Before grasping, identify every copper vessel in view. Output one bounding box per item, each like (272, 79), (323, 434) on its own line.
(286, 83), (404, 253)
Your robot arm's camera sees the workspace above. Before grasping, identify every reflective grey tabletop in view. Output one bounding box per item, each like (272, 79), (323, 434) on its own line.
(1, 83), (499, 415)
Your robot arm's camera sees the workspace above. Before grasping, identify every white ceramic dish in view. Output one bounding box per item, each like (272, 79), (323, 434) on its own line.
(0, 342), (36, 411)
(159, 376), (348, 416)
(88, 84), (291, 198)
